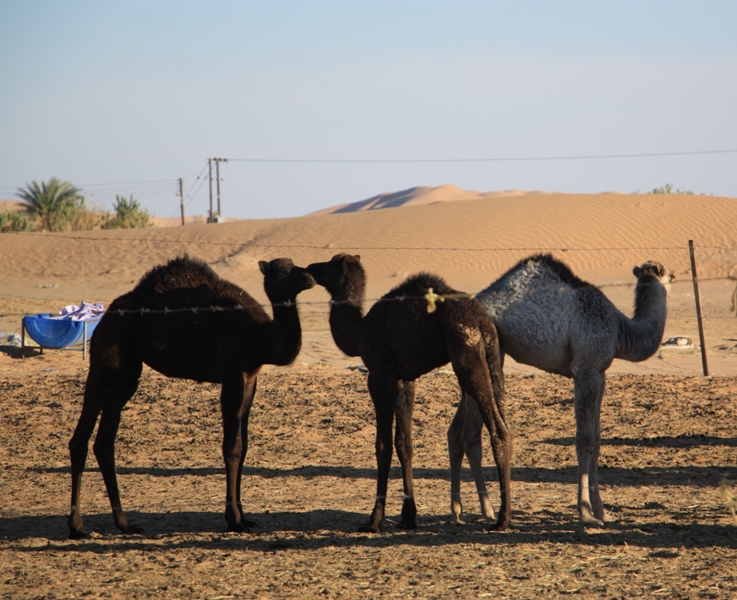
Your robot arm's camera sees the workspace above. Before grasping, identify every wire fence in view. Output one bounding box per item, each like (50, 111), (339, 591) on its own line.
(1, 240), (736, 320)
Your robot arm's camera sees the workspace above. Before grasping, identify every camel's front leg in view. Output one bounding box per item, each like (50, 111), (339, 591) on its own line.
(220, 371), (257, 533)
(588, 376), (615, 523)
(394, 380), (417, 529)
(573, 370), (606, 527)
(235, 373), (259, 529)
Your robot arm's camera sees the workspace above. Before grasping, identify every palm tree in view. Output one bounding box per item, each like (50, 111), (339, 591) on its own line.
(16, 178), (85, 231)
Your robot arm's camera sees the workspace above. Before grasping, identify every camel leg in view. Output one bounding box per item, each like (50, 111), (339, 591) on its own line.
(220, 371), (257, 533)
(447, 394), (467, 524)
(394, 380), (417, 529)
(69, 354), (141, 538)
(360, 369), (401, 533)
(93, 401), (141, 535)
(450, 357), (512, 531)
(573, 369), (606, 527)
(464, 392), (495, 521)
(588, 375), (614, 522)
(449, 341), (506, 524)
(235, 374), (258, 529)
(68, 389), (104, 539)
(448, 393), (495, 524)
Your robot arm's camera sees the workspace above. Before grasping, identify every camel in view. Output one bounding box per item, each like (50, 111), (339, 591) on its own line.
(307, 253), (512, 533)
(448, 253), (674, 526)
(68, 255), (315, 538)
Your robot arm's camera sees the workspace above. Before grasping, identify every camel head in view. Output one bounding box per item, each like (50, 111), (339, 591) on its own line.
(258, 258), (315, 303)
(633, 260), (675, 294)
(306, 253), (366, 301)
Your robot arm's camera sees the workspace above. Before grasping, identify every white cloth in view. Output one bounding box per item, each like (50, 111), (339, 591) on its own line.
(58, 301), (105, 321)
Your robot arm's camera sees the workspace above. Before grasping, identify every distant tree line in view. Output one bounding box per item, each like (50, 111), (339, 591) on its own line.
(646, 183), (695, 195)
(0, 178), (153, 232)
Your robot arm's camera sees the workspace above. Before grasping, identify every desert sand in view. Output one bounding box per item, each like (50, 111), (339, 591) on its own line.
(1, 191), (736, 598)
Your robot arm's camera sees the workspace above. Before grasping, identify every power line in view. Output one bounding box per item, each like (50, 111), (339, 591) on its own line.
(225, 149), (737, 164)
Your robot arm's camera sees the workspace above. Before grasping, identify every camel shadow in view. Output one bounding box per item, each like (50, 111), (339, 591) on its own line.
(32, 464), (735, 487)
(2, 510), (736, 551)
(544, 435), (737, 448)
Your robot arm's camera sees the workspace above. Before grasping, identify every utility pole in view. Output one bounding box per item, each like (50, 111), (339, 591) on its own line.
(215, 158), (222, 219)
(207, 157), (228, 223)
(208, 158), (214, 223)
(178, 178), (185, 226)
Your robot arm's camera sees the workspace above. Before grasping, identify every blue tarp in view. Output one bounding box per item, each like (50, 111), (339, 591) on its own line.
(22, 314), (100, 349)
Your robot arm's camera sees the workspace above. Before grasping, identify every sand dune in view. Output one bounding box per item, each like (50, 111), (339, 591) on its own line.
(2, 191), (736, 375)
(310, 184), (554, 214)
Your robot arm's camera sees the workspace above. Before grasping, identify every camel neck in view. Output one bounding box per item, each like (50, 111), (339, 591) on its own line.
(616, 278), (668, 362)
(263, 300), (303, 366)
(328, 300), (363, 358)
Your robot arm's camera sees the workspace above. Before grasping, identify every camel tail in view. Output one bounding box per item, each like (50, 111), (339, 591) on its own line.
(481, 319), (506, 416)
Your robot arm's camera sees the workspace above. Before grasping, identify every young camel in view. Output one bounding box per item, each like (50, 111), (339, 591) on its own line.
(448, 253), (674, 527)
(307, 253), (512, 533)
(68, 255), (315, 538)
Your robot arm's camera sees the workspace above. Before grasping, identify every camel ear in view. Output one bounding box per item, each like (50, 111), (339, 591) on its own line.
(258, 261), (269, 275)
(354, 254), (361, 261)
(633, 266), (641, 278)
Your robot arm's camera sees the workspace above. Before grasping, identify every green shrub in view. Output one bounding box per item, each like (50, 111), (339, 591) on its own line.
(647, 183), (695, 195)
(0, 210), (33, 232)
(102, 195), (153, 229)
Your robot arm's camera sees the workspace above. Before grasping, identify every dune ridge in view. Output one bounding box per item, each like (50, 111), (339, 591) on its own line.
(309, 184), (555, 215)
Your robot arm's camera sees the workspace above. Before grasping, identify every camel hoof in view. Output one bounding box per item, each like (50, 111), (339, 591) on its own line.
(397, 521), (418, 530)
(484, 518), (510, 532)
(68, 528), (89, 540)
(581, 517), (605, 528)
(357, 524), (382, 534)
(601, 511), (618, 524)
(121, 524), (144, 535)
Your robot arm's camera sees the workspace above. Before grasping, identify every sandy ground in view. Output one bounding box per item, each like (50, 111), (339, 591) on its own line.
(1, 192), (736, 598)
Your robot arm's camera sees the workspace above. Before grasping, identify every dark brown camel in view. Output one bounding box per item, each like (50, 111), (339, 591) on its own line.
(68, 255), (315, 538)
(307, 253), (512, 532)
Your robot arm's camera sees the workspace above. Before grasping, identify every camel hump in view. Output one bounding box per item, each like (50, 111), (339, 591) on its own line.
(384, 272), (456, 298)
(112, 254), (262, 313)
(489, 253), (591, 293)
(136, 254), (222, 293)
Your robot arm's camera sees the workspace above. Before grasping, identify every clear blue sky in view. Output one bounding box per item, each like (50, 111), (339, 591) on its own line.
(1, 0), (736, 220)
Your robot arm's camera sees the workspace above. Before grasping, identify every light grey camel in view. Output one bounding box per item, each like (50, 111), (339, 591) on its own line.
(307, 253), (513, 532)
(68, 255), (315, 538)
(448, 253), (673, 526)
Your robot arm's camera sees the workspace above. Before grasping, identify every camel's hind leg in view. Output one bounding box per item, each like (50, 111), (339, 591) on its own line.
(394, 380), (417, 529)
(360, 369), (404, 533)
(447, 393), (495, 524)
(69, 352), (142, 538)
(445, 315), (511, 530)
